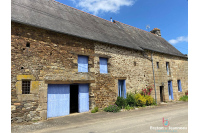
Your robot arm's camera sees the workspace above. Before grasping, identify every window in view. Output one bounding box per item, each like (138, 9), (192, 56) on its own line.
(100, 57), (108, 73)
(177, 80), (182, 92)
(157, 62), (159, 68)
(78, 55), (88, 72)
(118, 80), (126, 98)
(166, 62), (170, 75)
(22, 80), (31, 94)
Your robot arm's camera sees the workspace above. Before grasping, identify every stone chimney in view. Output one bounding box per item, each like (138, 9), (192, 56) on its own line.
(150, 28), (161, 36)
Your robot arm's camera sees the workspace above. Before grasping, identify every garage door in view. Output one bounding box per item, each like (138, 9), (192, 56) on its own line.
(47, 84), (70, 118)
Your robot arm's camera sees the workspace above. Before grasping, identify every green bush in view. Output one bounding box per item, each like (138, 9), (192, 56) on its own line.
(135, 93), (146, 107)
(103, 105), (120, 113)
(145, 95), (154, 106)
(125, 105), (134, 110)
(91, 107), (99, 113)
(126, 92), (136, 107)
(179, 95), (188, 101)
(115, 96), (127, 109)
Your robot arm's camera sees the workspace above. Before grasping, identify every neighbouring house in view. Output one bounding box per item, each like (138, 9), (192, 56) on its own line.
(11, 0), (188, 123)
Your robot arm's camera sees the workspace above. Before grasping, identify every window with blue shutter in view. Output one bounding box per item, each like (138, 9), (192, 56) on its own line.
(78, 55), (88, 72)
(177, 80), (182, 92)
(118, 80), (126, 98)
(100, 57), (108, 73)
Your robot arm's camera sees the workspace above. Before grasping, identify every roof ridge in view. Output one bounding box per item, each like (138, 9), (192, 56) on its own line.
(53, 0), (114, 25)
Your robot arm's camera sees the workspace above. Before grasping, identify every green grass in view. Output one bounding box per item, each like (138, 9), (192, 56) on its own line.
(179, 95), (188, 101)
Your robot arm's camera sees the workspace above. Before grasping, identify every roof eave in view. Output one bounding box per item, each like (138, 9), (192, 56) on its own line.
(141, 47), (188, 59)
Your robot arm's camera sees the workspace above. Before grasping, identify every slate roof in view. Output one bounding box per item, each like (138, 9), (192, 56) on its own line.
(114, 21), (185, 57)
(11, 0), (186, 58)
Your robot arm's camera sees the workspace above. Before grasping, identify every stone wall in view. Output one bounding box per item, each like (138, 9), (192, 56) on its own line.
(151, 51), (188, 102)
(94, 43), (188, 105)
(11, 22), (188, 123)
(94, 43), (154, 108)
(11, 22), (95, 122)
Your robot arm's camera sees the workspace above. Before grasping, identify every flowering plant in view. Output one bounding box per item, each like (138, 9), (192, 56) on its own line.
(185, 90), (188, 96)
(140, 85), (154, 96)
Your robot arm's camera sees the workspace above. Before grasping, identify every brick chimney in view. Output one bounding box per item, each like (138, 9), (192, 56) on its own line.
(150, 28), (161, 36)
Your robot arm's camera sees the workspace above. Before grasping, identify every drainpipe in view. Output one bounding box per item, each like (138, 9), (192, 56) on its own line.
(151, 52), (157, 104)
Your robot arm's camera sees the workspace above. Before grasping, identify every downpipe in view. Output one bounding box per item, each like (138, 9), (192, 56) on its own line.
(151, 52), (157, 104)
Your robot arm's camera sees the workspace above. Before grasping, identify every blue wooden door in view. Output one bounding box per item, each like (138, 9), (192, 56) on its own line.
(47, 84), (70, 118)
(168, 81), (174, 100)
(118, 80), (126, 98)
(78, 84), (89, 113)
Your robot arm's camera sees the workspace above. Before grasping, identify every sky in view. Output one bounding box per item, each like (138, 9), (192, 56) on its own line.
(56, 0), (188, 55)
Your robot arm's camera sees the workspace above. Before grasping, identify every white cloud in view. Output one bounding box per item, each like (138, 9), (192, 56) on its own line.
(168, 36), (188, 45)
(71, 0), (136, 15)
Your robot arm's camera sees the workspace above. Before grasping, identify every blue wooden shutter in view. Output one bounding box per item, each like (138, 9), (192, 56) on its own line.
(168, 81), (171, 100)
(78, 84), (89, 113)
(123, 80), (126, 98)
(47, 84), (70, 118)
(78, 55), (88, 72)
(170, 81), (174, 100)
(178, 80), (182, 92)
(100, 58), (108, 73)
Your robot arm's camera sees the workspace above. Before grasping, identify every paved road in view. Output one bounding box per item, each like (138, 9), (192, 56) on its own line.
(12, 102), (188, 133)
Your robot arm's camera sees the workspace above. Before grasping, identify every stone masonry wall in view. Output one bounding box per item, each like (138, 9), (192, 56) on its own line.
(150, 51), (188, 102)
(94, 43), (188, 106)
(11, 22), (188, 123)
(11, 22), (95, 122)
(94, 43), (154, 108)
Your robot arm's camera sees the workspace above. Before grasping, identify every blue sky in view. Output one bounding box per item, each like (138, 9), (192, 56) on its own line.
(56, 0), (188, 54)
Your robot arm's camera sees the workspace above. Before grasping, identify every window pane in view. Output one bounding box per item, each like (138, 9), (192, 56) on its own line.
(22, 80), (30, 94)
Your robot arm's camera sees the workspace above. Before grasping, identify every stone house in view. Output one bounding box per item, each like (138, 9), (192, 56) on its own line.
(11, 0), (188, 122)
